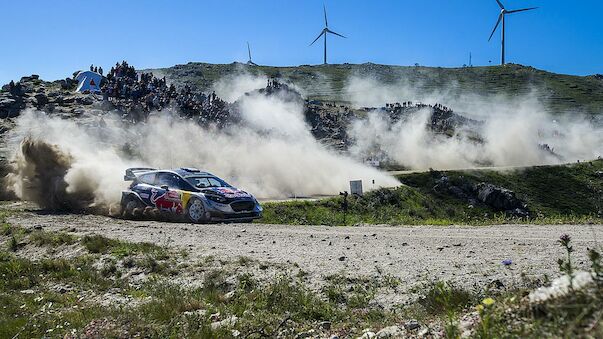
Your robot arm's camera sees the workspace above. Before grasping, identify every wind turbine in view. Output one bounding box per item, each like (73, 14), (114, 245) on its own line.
(310, 5), (346, 65)
(488, 0), (537, 65)
(247, 42), (258, 66)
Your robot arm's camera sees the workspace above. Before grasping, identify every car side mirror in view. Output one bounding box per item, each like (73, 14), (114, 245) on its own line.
(161, 185), (169, 190)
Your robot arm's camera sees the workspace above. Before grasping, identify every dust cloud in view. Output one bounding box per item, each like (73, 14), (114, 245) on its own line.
(345, 76), (603, 169)
(5, 80), (398, 210)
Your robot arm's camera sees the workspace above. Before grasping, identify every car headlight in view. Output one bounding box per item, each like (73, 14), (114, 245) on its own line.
(206, 194), (227, 203)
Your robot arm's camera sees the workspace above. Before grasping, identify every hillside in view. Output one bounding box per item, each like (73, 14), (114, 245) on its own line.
(148, 62), (603, 116)
(261, 160), (603, 225)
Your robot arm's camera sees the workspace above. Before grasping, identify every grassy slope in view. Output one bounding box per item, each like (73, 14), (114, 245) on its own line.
(261, 160), (603, 225)
(147, 62), (603, 116)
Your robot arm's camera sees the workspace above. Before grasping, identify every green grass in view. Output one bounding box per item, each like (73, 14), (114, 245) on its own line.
(261, 160), (603, 226)
(81, 234), (167, 258)
(1, 208), (602, 337)
(398, 159), (603, 217)
(29, 229), (76, 247)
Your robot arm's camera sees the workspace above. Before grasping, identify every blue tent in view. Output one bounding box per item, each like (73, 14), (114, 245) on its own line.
(75, 71), (102, 93)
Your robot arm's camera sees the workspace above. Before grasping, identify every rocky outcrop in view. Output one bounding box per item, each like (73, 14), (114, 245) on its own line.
(433, 174), (529, 217)
(474, 183), (526, 213)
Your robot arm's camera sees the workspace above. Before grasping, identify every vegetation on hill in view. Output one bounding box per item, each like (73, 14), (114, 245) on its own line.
(148, 62), (603, 116)
(261, 160), (603, 225)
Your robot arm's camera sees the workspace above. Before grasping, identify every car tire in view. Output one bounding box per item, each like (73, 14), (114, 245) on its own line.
(186, 198), (207, 223)
(122, 195), (144, 219)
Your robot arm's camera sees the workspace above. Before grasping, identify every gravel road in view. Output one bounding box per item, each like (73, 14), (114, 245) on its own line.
(8, 209), (603, 292)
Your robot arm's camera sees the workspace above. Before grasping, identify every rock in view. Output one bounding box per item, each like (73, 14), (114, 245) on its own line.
(183, 309), (207, 317)
(295, 329), (316, 338)
(376, 325), (404, 338)
(231, 329), (241, 337)
(53, 284), (72, 294)
(404, 320), (420, 331)
(0, 96), (24, 118)
(224, 290), (235, 300)
(506, 208), (529, 218)
(59, 96), (75, 104)
(358, 330), (376, 338)
(20, 75), (38, 82)
(417, 328), (430, 337)
(34, 93), (48, 106)
(474, 183), (524, 212)
(338, 256), (346, 261)
(448, 186), (467, 200)
(20, 289), (35, 294)
(210, 315), (237, 330)
(488, 279), (505, 289)
(76, 96), (94, 105)
(319, 320), (332, 330)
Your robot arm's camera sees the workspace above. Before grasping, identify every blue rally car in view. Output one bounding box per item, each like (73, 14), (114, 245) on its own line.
(121, 167), (262, 223)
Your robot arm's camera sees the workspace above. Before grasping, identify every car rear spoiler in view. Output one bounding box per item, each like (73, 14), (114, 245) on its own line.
(124, 167), (156, 181)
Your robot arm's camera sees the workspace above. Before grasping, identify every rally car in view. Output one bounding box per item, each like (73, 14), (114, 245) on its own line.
(121, 167), (262, 223)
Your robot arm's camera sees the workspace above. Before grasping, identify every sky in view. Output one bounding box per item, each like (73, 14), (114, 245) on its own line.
(0, 0), (602, 84)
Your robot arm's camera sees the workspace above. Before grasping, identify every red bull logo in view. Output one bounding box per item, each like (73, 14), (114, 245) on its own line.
(151, 189), (183, 214)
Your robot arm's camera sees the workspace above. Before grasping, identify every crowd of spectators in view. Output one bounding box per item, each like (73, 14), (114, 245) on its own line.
(97, 61), (230, 125)
(385, 101), (453, 114)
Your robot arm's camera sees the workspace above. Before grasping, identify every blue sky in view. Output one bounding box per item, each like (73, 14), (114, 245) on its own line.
(1, 0), (601, 84)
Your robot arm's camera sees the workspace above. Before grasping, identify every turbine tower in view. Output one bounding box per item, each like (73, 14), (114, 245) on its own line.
(310, 5), (346, 65)
(488, 0), (537, 65)
(247, 42), (258, 66)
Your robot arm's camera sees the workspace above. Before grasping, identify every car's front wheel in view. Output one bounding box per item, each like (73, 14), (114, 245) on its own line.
(186, 198), (207, 223)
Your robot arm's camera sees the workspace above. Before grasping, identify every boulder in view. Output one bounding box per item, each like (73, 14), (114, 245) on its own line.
(474, 183), (524, 212)
(376, 326), (405, 338)
(76, 96), (94, 105)
(210, 315), (237, 330)
(0, 96), (24, 118)
(34, 93), (48, 106)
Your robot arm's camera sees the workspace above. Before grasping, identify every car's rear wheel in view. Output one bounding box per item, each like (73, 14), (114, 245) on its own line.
(122, 196), (144, 219)
(186, 198), (207, 223)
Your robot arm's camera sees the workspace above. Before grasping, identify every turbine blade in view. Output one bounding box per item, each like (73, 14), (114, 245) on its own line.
(324, 4), (328, 27)
(488, 13), (502, 41)
(310, 30), (325, 46)
(495, 0), (505, 10)
(326, 28), (346, 38)
(506, 7), (538, 14)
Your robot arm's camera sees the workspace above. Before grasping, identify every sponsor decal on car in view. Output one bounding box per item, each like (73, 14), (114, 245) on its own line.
(212, 188), (251, 198)
(151, 188), (184, 214)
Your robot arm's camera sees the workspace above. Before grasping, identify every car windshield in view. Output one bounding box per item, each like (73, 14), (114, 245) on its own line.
(186, 176), (231, 188)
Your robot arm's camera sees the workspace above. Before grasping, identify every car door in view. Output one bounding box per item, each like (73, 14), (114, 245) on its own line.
(133, 172), (157, 206)
(151, 172), (187, 213)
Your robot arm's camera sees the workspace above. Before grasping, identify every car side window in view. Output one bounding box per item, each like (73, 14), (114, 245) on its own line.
(193, 177), (211, 188)
(138, 173), (156, 185)
(207, 178), (223, 187)
(157, 173), (189, 190)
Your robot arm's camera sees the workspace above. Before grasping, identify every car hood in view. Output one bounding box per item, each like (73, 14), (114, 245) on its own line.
(202, 187), (252, 199)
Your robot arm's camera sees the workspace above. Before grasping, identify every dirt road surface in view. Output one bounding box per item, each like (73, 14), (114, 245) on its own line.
(8, 209), (603, 294)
